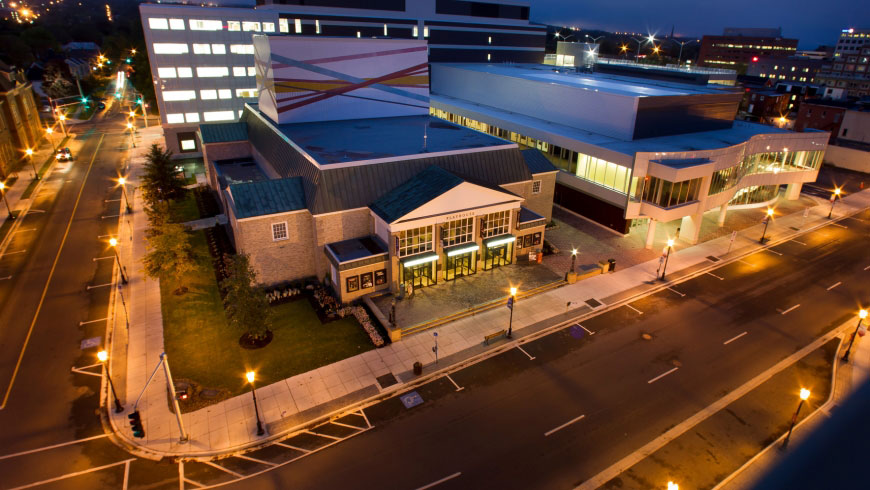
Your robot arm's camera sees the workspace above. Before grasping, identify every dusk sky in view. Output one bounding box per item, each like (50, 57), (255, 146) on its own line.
(529, 0), (865, 49)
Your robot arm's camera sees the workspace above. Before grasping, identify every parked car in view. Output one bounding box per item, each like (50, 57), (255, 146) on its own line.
(56, 147), (72, 161)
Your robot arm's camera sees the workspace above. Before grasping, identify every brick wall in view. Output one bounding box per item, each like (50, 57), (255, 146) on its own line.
(311, 208), (373, 281)
(233, 208), (318, 285)
(499, 171), (556, 222)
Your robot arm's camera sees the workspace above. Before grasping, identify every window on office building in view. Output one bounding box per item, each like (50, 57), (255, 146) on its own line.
(228, 20), (241, 31)
(157, 67), (177, 78)
(442, 218), (473, 247)
(203, 111), (235, 121)
(200, 90), (217, 100)
(177, 67), (193, 78)
(233, 66), (247, 76)
(148, 18), (168, 30)
(640, 176), (702, 208)
(263, 22), (275, 32)
(185, 113), (200, 123)
(212, 44), (226, 54)
(166, 113), (185, 124)
(236, 88), (258, 98)
(196, 67), (229, 77)
(294, 18), (302, 33)
(193, 44), (211, 54)
(279, 18), (288, 33)
(153, 43), (188, 54)
(398, 226), (433, 257)
(248, 67), (256, 76)
(242, 21), (261, 32)
(413, 25), (418, 37)
(169, 18), (185, 30)
(481, 211), (510, 238)
(163, 90), (197, 101)
(424, 26), (429, 37)
(230, 44), (254, 54)
(272, 222), (288, 241)
(316, 19), (321, 34)
(190, 19), (223, 31)
(218, 89), (232, 99)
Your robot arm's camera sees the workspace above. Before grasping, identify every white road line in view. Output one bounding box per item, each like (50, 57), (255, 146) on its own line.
(9, 458), (134, 489)
(706, 272), (725, 281)
(666, 287), (686, 297)
(765, 248), (783, 256)
(0, 434), (109, 460)
(1, 250), (26, 256)
(517, 345), (536, 361)
(93, 256), (113, 261)
(330, 420), (366, 431)
(791, 239), (807, 245)
(578, 323), (595, 335)
(203, 461), (244, 478)
(104, 199), (121, 202)
(625, 304), (643, 315)
(13, 228), (37, 233)
(647, 367), (679, 384)
(235, 454), (277, 467)
(864, 265), (870, 271)
(781, 304), (801, 315)
(0, 276), (11, 281)
(305, 430), (342, 441)
(544, 414), (586, 437)
(79, 318), (108, 326)
(101, 214), (120, 219)
(86, 283), (112, 290)
(122, 459), (130, 490)
(359, 408), (372, 429)
(183, 477), (205, 488)
(723, 332), (748, 345)
(26, 209), (45, 214)
(738, 259), (756, 267)
(445, 374), (465, 392)
(829, 222), (847, 229)
(827, 282), (842, 291)
(274, 442), (311, 453)
(416, 472), (462, 490)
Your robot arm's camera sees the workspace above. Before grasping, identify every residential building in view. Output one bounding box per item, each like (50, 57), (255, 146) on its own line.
(795, 99), (850, 142)
(0, 62), (43, 178)
(817, 44), (870, 99)
(698, 27), (798, 68)
(746, 55), (823, 84)
(833, 28), (869, 59)
(798, 100), (870, 172)
(139, 0), (545, 156)
(198, 36), (555, 303)
(429, 63), (828, 246)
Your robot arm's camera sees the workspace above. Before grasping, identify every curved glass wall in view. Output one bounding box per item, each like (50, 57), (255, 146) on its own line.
(639, 176), (702, 208)
(729, 185), (779, 206)
(709, 150), (823, 196)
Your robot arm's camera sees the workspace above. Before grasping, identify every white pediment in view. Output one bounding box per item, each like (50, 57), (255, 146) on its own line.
(394, 181), (522, 225)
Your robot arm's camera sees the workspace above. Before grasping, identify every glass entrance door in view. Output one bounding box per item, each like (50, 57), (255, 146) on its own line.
(403, 262), (435, 289)
(446, 252), (476, 281)
(484, 242), (513, 270)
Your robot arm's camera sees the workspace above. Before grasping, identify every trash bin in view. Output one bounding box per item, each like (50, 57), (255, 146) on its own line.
(413, 361), (422, 375)
(608, 258), (616, 272)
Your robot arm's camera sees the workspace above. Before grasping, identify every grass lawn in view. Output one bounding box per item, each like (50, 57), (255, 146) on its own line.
(168, 190), (200, 224)
(161, 230), (375, 412)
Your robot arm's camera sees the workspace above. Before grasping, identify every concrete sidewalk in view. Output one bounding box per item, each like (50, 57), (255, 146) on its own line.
(107, 169), (870, 458)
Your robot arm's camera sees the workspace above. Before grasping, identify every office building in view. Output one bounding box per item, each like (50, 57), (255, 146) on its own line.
(698, 27), (798, 68)
(199, 36), (555, 302)
(746, 56), (823, 84)
(139, 0), (545, 156)
(429, 63), (828, 246)
(833, 28), (869, 59)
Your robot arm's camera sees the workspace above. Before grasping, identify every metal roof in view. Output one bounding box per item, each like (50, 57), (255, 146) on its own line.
(200, 122), (248, 144)
(521, 149), (558, 174)
(229, 177), (306, 219)
(370, 166), (464, 223)
(518, 206), (545, 223)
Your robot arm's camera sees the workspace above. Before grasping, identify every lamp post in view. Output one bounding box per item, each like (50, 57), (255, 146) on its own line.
(46, 127), (57, 151)
(585, 34), (604, 43)
(667, 482), (679, 490)
(126, 122), (136, 148)
(660, 239), (674, 280)
(828, 187), (841, 219)
(841, 309), (868, 363)
(759, 208), (774, 243)
(246, 371), (265, 436)
(630, 37), (646, 61)
(58, 114), (68, 136)
(782, 388), (810, 449)
(670, 39), (696, 66)
(109, 238), (128, 284)
(97, 350), (124, 413)
(25, 148), (38, 180)
(506, 286), (518, 339)
(0, 182), (14, 220)
(570, 248), (578, 274)
(118, 177), (132, 213)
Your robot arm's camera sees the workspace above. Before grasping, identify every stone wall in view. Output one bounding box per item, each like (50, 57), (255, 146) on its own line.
(232, 208), (318, 285)
(311, 208), (373, 281)
(499, 171), (557, 222)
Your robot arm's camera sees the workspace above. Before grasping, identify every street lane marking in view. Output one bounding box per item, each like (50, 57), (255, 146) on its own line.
(330, 420), (366, 430)
(86, 283), (112, 290)
(706, 272), (725, 281)
(274, 442), (311, 453)
(780, 304), (801, 315)
(104, 198), (121, 202)
(545, 414), (586, 437)
(25, 209), (45, 214)
(723, 332), (748, 345)
(416, 472), (462, 490)
(829, 222), (847, 229)
(122, 459), (130, 490)
(648, 367), (679, 384)
(93, 256), (113, 261)
(0, 434), (109, 460)
(306, 430), (342, 441)
(0, 250), (26, 256)
(101, 214), (120, 219)
(578, 323), (595, 335)
(827, 282), (842, 291)
(666, 287), (686, 297)
(791, 239), (807, 245)
(13, 228), (36, 233)
(235, 454), (278, 467)
(79, 318), (108, 326)
(1, 133), (105, 410)
(9, 458), (134, 489)
(625, 304), (643, 315)
(203, 461), (243, 478)
(765, 248), (783, 256)
(445, 374), (464, 392)
(517, 345), (536, 361)
(738, 259), (756, 267)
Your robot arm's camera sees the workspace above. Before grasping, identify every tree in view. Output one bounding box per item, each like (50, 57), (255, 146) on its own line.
(42, 65), (76, 99)
(141, 144), (185, 206)
(220, 254), (273, 344)
(142, 221), (196, 295)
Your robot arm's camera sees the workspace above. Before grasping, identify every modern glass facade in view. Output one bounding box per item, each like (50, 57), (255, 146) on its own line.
(639, 176), (703, 208)
(709, 150), (823, 195)
(728, 185), (780, 206)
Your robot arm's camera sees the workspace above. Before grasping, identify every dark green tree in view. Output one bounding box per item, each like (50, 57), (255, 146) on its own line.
(221, 254), (273, 343)
(142, 221), (196, 295)
(141, 143), (186, 207)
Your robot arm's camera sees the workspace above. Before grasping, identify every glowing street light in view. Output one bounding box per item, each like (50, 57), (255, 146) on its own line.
(667, 482), (679, 490)
(842, 309), (868, 363)
(828, 187), (841, 219)
(782, 388), (811, 449)
(759, 208), (774, 243)
(126, 122), (136, 148)
(25, 148), (39, 180)
(660, 239), (675, 280)
(97, 350), (124, 413)
(570, 248), (578, 274)
(506, 286), (518, 339)
(246, 371), (266, 436)
(109, 237), (128, 284)
(0, 182), (14, 220)
(118, 177), (132, 213)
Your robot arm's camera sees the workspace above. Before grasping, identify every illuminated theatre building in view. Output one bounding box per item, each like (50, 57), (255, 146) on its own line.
(427, 63), (829, 245)
(198, 37), (556, 302)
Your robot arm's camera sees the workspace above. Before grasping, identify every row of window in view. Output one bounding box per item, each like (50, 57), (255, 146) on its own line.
(163, 88), (258, 102)
(639, 176), (703, 209)
(166, 110), (239, 124)
(148, 18), (276, 33)
(153, 43), (255, 55)
(397, 212), (513, 258)
(711, 44), (796, 50)
(709, 150), (823, 195)
(157, 66), (256, 78)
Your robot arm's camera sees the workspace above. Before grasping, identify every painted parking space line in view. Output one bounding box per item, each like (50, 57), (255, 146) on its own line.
(0, 250), (27, 257)
(578, 323), (595, 335)
(666, 287), (686, 297)
(706, 272), (725, 281)
(723, 331), (748, 345)
(104, 199), (121, 202)
(13, 228), (37, 233)
(826, 282), (842, 291)
(791, 239), (807, 245)
(765, 248), (783, 256)
(516, 345), (536, 361)
(0, 276), (11, 281)
(829, 222), (847, 229)
(101, 214), (120, 219)
(203, 461), (243, 478)
(779, 304), (801, 315)
(738, 259), (756, 267)
(10, 458), (134, 489)
(625, 304), (643, 315)
(25, 209), (45, 214)
(235, 454), (278, 467)
(648, 367), (679, 384)
(444, 374), (464, 392)
(86, 283), (112, 290)
(79, 318), (108, 326)
(416, 472), (462, 490)
(93, 256), (113, 261)
(0, 434), (109, 460)
(545, 414), (586, 437)
(274, 442), (311, 453)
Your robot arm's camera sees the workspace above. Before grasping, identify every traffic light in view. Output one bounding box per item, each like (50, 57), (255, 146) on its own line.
(115, 92), (121, 99)
(136, 97), (143, 105)
(106, 60), (111, 64)
(125, 58), (131, 63)
(128, 410), (145, 438)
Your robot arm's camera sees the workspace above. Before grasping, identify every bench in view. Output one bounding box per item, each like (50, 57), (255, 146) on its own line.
(484, 329), (507, 345)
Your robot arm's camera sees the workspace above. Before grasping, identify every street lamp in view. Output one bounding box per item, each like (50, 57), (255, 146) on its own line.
(97, 350), (124, 413)
(667, 482), (679, 490)
(46, 127), (57, 150)
(109, 238), (128, 284)
(670, 39), (696, 66)
(25, 148), (39, 180)
(246, 371), (265, 436)
(118, 177), (132, 213)
(660, 239), (674, 280)
(585, 34), (604, 43)
(0, 182), (14, 220)
(759, 208), (774, 243)
(828, 187), (841, 219)
(841, 309), (868, 363)
(570, 248), (578, 274)
(126, 122), (136, 148)
(58, 114), (68, 136)
(782, 388), (810, 449)
(506, 286), (518, 339)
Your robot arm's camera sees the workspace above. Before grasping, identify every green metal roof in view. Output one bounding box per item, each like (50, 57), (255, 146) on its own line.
(369, 166), (464, 224)
(521, 149), (559, 174)
(200, 122), (248, 144)
(229, 177), (306, 219)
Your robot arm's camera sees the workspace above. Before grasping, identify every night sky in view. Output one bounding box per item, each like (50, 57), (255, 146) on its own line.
(529, 0), (865, 49)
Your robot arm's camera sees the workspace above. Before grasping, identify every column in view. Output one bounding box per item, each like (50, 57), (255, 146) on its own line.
(717, 203), (728, 227)
(680, 213), (703, 245)
(645, 219), (657, 249)
(784, 182), (802, 200)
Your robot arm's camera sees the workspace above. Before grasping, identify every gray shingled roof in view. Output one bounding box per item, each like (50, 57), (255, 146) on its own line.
(229, 177), (306, 219)
(521, 149), (559, 174)
(200, 122), (248, 144)
(370, 166), (464, 223)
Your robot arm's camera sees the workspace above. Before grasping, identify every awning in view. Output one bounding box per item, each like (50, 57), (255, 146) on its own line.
(444, 243), (480, 257)
(484, 234), (516, 248)
(401, 251), (439, 268)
